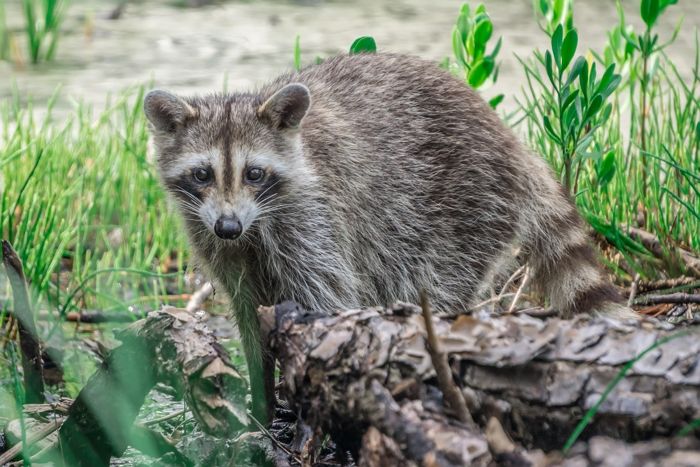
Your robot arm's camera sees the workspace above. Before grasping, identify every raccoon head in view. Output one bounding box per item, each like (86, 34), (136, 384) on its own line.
(144, 84), (311, 242)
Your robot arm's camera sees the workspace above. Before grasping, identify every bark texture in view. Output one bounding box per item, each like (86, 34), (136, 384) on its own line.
(262, 301), (700, 465)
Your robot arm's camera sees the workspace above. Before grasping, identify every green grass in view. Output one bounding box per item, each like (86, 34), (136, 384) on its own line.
(513, 0), (699, 281)
(1, 87), (189, 320)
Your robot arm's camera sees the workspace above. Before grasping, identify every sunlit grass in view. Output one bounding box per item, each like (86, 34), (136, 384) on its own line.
(0, 87), (189, 318)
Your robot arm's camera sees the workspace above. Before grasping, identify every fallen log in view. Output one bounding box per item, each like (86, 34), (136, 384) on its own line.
(261, 301), (700, 465)
(43, 307), (247, 466)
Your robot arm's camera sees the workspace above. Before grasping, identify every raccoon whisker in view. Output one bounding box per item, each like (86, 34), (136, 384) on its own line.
(172, 188), (204, 208)
(256, 179), (283, 202)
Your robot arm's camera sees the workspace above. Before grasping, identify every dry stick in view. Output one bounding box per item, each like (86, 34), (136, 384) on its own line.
(469, 293), (516, 311)
(1, 240), (44, 403)
(507, 266), (531, 314)
(497, 265), (526, 302)
(0, 418), (63, 464)
(637, 276), (698, 293)
(624, 225), (700, 276)
(185, 281), (214, 312)
(419, 290), (474, 426)
(627, 273), (641, 307)
(634, 292), (700, 306)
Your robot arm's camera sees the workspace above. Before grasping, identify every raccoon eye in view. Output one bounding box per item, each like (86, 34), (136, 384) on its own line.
(193, 167), (212, 183)
(245, 167), (265, 183)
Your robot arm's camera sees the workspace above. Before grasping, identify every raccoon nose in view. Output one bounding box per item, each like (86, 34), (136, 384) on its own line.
(214, 216), (242, 240)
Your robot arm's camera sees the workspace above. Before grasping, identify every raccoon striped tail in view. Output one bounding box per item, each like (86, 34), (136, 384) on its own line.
(519, 180), (627, 317)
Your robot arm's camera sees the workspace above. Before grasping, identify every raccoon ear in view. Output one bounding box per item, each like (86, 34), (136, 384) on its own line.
(258, 83), (311, 130)
(144, 90), (196, 133)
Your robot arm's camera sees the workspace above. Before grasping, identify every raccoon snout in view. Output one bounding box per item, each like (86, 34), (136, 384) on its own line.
(214, 215), (243, 240)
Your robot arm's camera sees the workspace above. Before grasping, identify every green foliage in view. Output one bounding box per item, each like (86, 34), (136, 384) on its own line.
(451, 3), (503, 107)
(538, 24), (621, 194)
(349, 36), (377, 54)
(0, 88), (189, 318)
(0, 1), (9, 61)
(21, 0), (68, 64)
(518, 0), (699, 278)
(534, 0), (574, 35)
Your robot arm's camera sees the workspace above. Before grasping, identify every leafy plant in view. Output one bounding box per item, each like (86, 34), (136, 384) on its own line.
(622, 0), (680, 159)
(451, 3), (503, 107)
(540, 24), (621, 194)
(517, 0), (699, 278)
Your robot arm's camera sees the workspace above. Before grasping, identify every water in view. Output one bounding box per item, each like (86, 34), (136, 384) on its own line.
(1, 0), (697, 114)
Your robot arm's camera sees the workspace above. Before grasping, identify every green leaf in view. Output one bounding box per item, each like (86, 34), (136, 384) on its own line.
(545, 50), (555, 87)
(565, 56), (586, 87)
(543, 116), (561, 144)
(456, 5), (470, 44)
(596, 150), (616, 187)
(695, 121), (700, 143)
(561, 29), (578, 70)
(584, 94), (604, 122)
(489, 36), (502, 60)
(551, 24), (564, 69)
(488, 94), (504, 109)
(561, 89), (579, 112)
(467, 57), (494, 88)
(452, 27), (467, 67)
(474, 18), (493, 48)
(349, 36), (377, 54)
(641, 0), (659, 28)
(579, 60), (589, 99)
(293, 35), (302, 72)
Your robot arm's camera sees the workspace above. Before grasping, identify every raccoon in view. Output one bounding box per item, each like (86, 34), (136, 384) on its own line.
(144, 53), (625, 420)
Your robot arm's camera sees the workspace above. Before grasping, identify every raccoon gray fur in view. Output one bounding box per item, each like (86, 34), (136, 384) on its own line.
(144, 52), (623, 372)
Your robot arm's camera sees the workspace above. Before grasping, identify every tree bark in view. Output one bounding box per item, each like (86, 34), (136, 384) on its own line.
(261, 301), (700, 465)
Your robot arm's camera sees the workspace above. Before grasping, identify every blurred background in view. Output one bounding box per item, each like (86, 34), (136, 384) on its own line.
(1, 0), (696, 114)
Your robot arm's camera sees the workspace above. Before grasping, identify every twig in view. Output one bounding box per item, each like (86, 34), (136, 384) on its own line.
(637, 276), (699, 294)
(143, 408), (188, 427)
(186, 281), (214, 312)
(0, 418), (63, 464)
(497, 265), (526, 302)
(1, 240), (44, 403)
(507, 266), (531, 314)
(634, 293), (700, 306)
(623, 225), (700, 276)
(516, 307), (558, 318)
(627, 274), (641, 307)
(419, 290), (474, 426)
(469, 293), (516, 311)
(248, 411), (297, 460)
